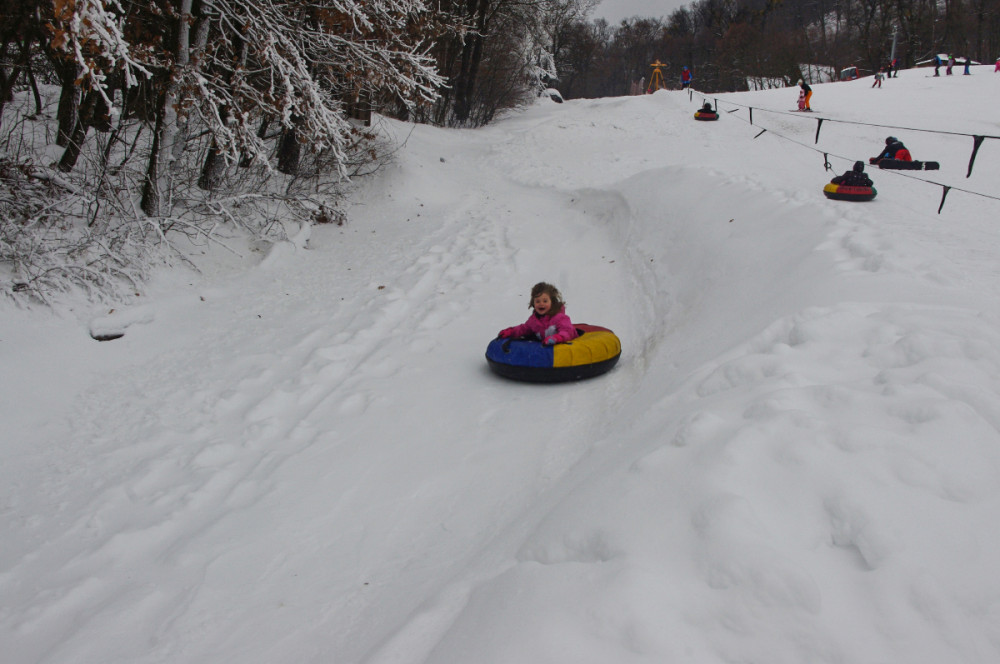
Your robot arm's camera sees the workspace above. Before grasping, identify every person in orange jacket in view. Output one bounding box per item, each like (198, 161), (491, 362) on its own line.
(797, 79), (812, 110)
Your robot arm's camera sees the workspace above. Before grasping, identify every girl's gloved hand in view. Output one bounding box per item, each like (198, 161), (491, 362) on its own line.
(498, 328), (514, 338)
(544, 336), (558, 346)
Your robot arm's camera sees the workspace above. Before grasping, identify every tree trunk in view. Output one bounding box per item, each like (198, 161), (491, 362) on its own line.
(276, 116), (301, 176)
(57, 90), (99, 172)
(54, 61), (79, 147)
(25, 53), (42, 116)
(239, 117), (270, 168)
(57, 122), (88, 173)
(201, 27), (239, 186)
(91, 89), (112, 132)
(452, 0), (487, 124)
(464, 26), (487, 120)
(170, 14), (211, 165)
(0, 66), (18, 128)
(198, 139), (226, 190)
(454, 32), (485, 123)
(0, 37), (23, 111)
(141, 102), (166, 215)
(141, 0), (193, 217)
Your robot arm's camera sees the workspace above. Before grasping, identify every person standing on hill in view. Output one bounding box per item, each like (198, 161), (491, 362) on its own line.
(680, 66), (692, 89)
(872, 69), (885, 88)
(797, 79), (812, 110)
(963, 58), (971, 75)
(935, 54), (941, 76)
(947, 55), (954, 75)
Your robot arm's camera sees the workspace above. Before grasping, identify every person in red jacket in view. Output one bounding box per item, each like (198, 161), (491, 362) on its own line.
(498, 282), (578, 346)
(680, 66), (692, 89)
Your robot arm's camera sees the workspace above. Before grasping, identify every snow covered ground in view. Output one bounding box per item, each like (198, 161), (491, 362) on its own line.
(4, 67), (1000, 663)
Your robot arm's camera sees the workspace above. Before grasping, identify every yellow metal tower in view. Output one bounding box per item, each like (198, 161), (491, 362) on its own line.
(647, 60), (667, 93)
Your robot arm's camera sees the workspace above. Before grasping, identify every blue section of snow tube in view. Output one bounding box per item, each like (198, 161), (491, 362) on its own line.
(485, 337), (554, 369)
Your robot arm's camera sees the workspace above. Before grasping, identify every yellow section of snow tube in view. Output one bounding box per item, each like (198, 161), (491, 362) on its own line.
(552, 328), (622, 368)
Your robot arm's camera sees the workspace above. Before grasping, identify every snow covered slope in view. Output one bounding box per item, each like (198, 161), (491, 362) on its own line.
(4, 67), (1000, 663)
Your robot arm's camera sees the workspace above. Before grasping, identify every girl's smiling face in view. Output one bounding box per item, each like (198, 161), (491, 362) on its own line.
(533, 293), (552, 316)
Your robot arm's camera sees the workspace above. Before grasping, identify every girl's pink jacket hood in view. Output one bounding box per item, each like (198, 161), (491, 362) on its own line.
(505, 306), (578, 343)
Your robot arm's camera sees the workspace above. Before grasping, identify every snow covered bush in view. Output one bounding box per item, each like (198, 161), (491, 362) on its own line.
(0, 152), (154, 303)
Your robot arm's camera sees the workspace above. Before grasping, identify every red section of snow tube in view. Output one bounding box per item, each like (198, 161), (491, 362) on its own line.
(823, 183), (877, 202)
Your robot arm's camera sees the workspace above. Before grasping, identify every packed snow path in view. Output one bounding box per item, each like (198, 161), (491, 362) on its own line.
(4, 70), (1000, 663)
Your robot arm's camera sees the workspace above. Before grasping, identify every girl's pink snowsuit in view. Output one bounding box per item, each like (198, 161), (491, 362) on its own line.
(504, 307), (578, 344)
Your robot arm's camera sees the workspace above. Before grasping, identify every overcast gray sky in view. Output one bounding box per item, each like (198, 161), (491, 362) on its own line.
(590, 0), (690, 24)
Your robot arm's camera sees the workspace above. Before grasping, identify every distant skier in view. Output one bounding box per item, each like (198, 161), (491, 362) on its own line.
(934, 54), (941, 76)
(872, 69), (885, 88)
(681, 66), (692, 89)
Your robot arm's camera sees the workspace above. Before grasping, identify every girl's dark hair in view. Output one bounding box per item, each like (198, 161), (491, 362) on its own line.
(529, 282), (566, 313)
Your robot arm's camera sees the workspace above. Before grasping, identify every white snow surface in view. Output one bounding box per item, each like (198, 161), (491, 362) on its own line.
(5, 70), (1000, 663)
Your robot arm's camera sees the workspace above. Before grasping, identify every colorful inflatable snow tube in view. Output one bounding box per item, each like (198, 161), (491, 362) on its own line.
(485, 324), (621, 383)
(823, 182), (877, 202)
(694, 109), (718, 121)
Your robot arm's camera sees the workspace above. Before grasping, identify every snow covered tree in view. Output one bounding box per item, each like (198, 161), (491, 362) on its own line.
(2, 0), (452, 301)
(36, 0), (154, 162)
(133, 0), (447, 214)
(530, 0), (598, 91)
(421, 0), (595, 126)
(25, 0), (450, 214)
